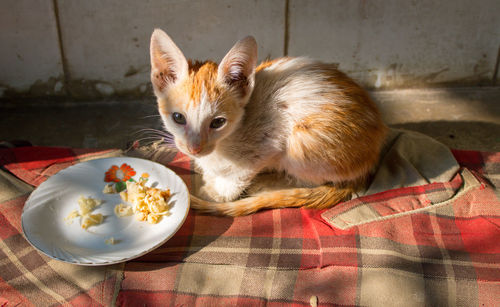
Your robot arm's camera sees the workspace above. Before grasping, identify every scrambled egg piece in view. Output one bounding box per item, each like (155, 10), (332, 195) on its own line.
(125, 180), (171, 224)
(102, 184), (116, 194)
(119, 191), (128, 202)
(78, 195), (102, 215)
(81, 213), (103, 229)
(64, 209), (80, 224)
(114, 203), (133, 217)
(65, 195), (104, 229)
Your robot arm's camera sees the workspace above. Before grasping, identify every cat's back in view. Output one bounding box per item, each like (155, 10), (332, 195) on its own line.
(251, 57), (382, 130)
(249, 56), (387, 183)
(252, 57), (376, 115)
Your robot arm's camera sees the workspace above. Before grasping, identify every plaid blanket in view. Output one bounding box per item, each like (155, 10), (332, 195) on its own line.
(1, 145), (499, 306)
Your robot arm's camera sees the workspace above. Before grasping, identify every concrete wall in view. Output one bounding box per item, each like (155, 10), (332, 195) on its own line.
(1, 0), (499, 100)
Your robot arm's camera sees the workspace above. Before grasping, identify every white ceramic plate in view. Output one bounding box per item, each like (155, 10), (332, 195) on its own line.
(22, 157), (190, 266)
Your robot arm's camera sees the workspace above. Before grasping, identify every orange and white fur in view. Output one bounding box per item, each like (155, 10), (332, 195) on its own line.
(150, 29), (387, 216)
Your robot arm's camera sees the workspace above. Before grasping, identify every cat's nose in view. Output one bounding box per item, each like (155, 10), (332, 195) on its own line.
(187, 145), (202, 155)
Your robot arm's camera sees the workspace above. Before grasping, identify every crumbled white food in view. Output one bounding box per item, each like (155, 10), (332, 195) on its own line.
(102, 183), (116, 194)
(78, 195), (102, 215)
(125, 181), (171, 224)
(119, 191), (128, 202)
(310, 296), (318, 307)
(105, 237), (116, 245)
(64, 196), (104, 230)
(64, 209), (80, 225)
(114, 203), (133, 217)
(81, 213), (103, 229)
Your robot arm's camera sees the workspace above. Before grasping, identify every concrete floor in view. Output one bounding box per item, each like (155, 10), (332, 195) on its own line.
(1, 87), (499, 152)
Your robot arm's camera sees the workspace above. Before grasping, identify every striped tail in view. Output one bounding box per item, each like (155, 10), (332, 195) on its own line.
(190, 184), (355, 216)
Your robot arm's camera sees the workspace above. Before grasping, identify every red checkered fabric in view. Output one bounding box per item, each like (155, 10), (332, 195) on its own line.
(1, 146), (499, 306)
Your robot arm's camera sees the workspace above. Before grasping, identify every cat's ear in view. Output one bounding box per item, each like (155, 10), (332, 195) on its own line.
(150, 29), (189, 95)
(217, 36), (257, 98)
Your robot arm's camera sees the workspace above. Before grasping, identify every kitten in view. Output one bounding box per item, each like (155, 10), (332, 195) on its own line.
(150, 29), (387, 216)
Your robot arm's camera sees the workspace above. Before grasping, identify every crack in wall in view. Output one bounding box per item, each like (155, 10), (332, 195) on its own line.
(493, 45), (500, 85)
(283, 0), (289, 56)
(52, 0), (70, 96)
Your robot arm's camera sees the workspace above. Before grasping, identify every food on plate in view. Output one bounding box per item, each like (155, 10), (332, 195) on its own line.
(105, 237), (116, 245)
(119, 191), (128, 202)
(125, 180), (171, 224)
(65, 172), (170, 231)
(114, 203), (133, 217)
(102, 183), (116, 194)
(64, 210), (80, 224)
(81, 213), (104, 229)
(77, 195), (102, 215)
(64, 196), (104, 229)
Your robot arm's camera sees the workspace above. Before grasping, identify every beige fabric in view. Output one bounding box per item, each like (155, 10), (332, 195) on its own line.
(356, 129), (460, 197)
(324, 169), (478, 230)
(0, 169), (34, 202)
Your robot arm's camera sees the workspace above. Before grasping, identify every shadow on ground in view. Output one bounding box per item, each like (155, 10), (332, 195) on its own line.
(2, 87), (499, 152)
(391, 121), (500, 152)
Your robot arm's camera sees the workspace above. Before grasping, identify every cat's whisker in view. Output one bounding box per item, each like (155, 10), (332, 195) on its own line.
(141, 114), (162, 119)
(134, 130), (169, 137)
(133, 127), (172, 137)
(133, 131), (163, 136)
(133, 133), (173, 142)
(130, 138), (160, 147)
(134, 125), (163, 129)
(157, 143), (178, 150)
(132, 130), (175, 145)
(131, 137), (177, 150)
(133, 136), (163, 142)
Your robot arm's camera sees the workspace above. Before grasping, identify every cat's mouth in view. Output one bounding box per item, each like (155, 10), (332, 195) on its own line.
(187, 148), (204, 156)
(184, 148), (212, 158)
(178, 142), (214, 158)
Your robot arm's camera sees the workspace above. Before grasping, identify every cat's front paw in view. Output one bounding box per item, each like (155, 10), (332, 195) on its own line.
(198, 184), (219, 202)
(200, 176), (245, 202)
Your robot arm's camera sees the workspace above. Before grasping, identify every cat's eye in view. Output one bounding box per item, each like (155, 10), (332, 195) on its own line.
(172, 112), (186, 125)
(210, 117), (227, 129)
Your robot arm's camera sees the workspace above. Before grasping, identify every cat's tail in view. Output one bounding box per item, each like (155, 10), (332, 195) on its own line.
(189, 184), (355, 216)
